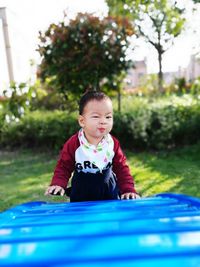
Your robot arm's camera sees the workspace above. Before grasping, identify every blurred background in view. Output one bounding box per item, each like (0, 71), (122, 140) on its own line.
(1, 0), (200, 89)
(1, 0), (200, 210)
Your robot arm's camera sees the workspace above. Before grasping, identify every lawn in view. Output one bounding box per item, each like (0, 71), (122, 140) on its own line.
(0, 143), (200, 212)
(128, 143), (200, 198)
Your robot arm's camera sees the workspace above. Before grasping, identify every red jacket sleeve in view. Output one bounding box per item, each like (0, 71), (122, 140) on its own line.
(112, 136), (137, 194)
(50, 133), (79, 189)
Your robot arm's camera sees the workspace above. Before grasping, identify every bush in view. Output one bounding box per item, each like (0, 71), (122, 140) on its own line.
(0, 109), (5, 139)
(1, 94), (200, 150)
(0, 111), (79, 150)
(112, 94), (200, 149)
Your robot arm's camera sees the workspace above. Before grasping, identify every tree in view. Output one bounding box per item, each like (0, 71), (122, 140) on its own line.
(106, 0), (186, 91)
(37, 13), (134, 102)
(1, 82), (34, 121)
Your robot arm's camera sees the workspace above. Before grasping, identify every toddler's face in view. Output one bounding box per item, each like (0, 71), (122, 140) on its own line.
(78, 98), (113, 144)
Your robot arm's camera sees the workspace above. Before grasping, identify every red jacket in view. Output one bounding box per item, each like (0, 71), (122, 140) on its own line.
(50, 132), (136, 194)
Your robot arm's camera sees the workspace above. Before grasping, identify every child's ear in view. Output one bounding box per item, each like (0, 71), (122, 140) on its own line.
(78, 115), (84, 128)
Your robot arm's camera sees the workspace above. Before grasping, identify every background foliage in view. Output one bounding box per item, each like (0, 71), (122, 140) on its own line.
(106, 0), (186, 90)
(37, 13), (134, 99)
(1, 94), (200, 150)
(0, 5), (200, 152)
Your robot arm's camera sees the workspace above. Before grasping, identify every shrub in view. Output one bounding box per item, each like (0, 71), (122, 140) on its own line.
(0, 111), (79, 150)
(1, 95), (200, 150)
(113, 94), (200, 149)
(0, 109), (5, 140)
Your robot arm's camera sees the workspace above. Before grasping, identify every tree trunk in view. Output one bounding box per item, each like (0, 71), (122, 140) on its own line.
(158, 51), (163, 92)
(117, 87), (121, 113)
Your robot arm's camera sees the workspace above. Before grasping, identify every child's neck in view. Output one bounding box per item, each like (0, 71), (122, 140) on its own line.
(84, 133), (103, 147)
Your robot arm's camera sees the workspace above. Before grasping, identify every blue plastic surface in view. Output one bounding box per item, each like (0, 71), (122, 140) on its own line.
(1, 193), (200, 266)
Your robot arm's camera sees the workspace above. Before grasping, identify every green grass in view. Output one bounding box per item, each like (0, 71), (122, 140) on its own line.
(127, 143), (200, 197)
(0, 143), (200, 212)
(0, 150), (67, 212)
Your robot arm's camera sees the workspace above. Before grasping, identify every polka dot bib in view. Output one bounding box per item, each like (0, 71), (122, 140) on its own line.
(78, 128), (114, 172)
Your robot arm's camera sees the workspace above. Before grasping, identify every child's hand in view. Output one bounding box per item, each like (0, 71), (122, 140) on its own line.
(45, 185), (65, 196)
(121, 192), (140, 200)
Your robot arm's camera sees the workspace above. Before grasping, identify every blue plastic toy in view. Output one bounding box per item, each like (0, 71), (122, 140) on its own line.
(0, 193), (200, 266)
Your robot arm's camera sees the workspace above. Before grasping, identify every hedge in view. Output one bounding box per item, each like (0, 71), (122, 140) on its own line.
(113, 101), (200, 149)
(0, 111), (79, 150)
(1, 95), (200, 150)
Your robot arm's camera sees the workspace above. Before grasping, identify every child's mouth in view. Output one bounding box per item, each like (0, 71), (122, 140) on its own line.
(98, 128), (105, 132)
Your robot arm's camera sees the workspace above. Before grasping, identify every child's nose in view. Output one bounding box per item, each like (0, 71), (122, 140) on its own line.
(100, 117), (106, 124)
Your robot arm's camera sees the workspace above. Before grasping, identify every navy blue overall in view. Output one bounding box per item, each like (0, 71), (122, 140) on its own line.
(67, 168), (120, 202)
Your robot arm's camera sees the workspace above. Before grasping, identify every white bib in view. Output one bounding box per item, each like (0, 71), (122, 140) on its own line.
(76, 128), (114, 172)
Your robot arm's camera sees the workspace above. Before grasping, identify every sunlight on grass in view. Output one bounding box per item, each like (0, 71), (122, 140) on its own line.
(127, 144), (200, 198)
(0, 150), (65, 211)
(0, 144), (200, 212)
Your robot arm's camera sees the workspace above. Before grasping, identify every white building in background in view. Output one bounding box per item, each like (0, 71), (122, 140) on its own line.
(125, 54), (200, 90)
(163, 71), (179, 84)
(185, 55), (200, 81)
(166, 55), (200, 83)
(125, 59), (147, 89)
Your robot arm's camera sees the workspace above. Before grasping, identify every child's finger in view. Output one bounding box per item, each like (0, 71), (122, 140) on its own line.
(121, 194), (125, 199)
(121, 193), (128, 199)
(53, 186), (62, 195)
(49, 186), (57, 194)
(45, 186), (54, 195)
(60, 188), (65, 196)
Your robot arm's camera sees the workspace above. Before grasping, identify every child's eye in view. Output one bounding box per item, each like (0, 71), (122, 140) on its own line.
(106, 116), (112, 119)
(92, 116), (99, 118)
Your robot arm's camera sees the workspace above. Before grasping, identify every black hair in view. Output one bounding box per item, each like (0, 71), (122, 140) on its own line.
(79, 91), (111, 115)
